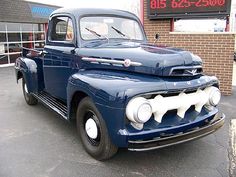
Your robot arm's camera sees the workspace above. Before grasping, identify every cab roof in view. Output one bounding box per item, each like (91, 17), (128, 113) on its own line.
(51, 8), (139, 20)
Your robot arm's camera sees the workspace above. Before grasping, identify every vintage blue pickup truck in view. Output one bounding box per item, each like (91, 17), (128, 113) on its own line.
(15, 8), (225, 160)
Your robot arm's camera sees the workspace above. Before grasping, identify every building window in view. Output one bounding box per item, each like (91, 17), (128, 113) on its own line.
(8, 43), (21, 53)
(0, 32), (6, 42)
(7, 23), (21, 32)
(0, 55), (8, 65)
(33, 24), (44, 32)
(34, 32), (45, 41)
(0, 22), (6, 31)
(8, 32), (21, 42)
(22, 24), (33, 32)
(0, 22), (46, 65)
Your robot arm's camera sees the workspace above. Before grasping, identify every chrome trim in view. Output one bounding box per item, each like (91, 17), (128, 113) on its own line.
(82, 57), (142, 67)
(128, 113), (225, 151)
(32, 92), (68, 120)
(169, 65), (202, 76)
(131, 82), (217, 99)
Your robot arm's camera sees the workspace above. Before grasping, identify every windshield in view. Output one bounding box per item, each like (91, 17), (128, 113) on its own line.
(80, 16), (144, 41)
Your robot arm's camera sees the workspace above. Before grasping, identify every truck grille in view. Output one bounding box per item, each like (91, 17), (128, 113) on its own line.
(170, 66), (203, 76)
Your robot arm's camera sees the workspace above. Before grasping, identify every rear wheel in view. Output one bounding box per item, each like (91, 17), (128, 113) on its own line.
(76, 97), (118, 160)
(22, 78), (38, 105)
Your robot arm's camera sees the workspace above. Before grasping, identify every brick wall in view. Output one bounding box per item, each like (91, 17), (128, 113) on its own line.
(143, 0), (235, 95)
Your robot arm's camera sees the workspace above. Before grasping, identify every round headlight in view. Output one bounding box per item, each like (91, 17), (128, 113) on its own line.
(135, 103), (152, 123)
(126, 97), (153, 124)
(209, 87), (221, 106)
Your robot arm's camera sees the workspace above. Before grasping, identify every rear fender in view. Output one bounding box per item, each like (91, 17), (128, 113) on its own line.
(15, 57), (43, 93)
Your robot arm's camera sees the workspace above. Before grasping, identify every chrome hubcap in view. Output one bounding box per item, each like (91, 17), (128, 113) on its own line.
(85, 118), (98, 139)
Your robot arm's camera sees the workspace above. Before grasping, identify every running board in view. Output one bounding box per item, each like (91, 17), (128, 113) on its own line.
(33, 92), (68, 119)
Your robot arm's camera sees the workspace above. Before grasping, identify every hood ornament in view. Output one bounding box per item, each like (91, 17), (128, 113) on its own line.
(186, 69), (198, 75)
(169, 66), (202, 76)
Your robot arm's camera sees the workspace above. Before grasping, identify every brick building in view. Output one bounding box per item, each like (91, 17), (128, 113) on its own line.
(142, 0), (235, 95)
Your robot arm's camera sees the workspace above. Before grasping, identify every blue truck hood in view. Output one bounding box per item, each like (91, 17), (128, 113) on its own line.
(77, 41), (202, 77)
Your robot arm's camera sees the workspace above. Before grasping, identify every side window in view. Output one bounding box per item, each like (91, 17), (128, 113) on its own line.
(50, 16), (74, 42)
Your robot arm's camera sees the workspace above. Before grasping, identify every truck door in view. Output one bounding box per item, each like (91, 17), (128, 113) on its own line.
(43, 16), (76, 101)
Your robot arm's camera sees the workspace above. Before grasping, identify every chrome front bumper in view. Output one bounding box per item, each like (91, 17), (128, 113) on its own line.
(128, 113), (225, 151)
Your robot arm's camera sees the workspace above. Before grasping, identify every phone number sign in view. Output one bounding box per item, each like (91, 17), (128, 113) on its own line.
(148, 0), (231, 19)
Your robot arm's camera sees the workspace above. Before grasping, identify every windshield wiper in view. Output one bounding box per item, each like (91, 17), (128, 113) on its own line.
(111, 26), (130, 39)
(85, 28), (109, 41)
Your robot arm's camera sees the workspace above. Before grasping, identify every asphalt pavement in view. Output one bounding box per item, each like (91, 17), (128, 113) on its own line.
(0, 66), (235, 177)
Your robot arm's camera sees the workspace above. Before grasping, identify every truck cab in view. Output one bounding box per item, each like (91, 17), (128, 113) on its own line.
(15, 8), (225, 160)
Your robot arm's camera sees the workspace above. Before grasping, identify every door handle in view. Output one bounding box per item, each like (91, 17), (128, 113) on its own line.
(71, 49), (75, 54)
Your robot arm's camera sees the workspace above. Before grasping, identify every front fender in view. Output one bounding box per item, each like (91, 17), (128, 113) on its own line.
(66, 70), (166, 147)
(66, 70), (219, 147)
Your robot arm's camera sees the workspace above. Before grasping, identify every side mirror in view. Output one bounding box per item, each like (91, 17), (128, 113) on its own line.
(153, 33), (160, 45)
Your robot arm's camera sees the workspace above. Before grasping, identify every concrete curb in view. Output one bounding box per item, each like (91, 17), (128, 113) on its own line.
(229, 119), (236, 177)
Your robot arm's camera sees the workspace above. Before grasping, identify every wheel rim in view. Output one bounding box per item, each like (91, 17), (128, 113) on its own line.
(84, 110), (101, 146)
(23, 81), (30, 102)
(24, 83), (29, 94)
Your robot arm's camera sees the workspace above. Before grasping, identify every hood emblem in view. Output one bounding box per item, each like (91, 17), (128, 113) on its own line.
(124, 59), (131, 67)
(186, 69), (198, 75)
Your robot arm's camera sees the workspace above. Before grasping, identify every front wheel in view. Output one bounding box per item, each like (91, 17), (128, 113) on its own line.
(76, 97), (118, 160)
(22, 78), (38, 105)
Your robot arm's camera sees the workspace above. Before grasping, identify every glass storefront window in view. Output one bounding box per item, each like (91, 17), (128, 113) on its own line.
(34, 32), (45, 41)
(0, 22), (6, 31)
(22, 33), (33, 41)
(0, 43), (5, 54)
(10, 53), (21, 63)
(0, 22), (46, 65)
(22, 42), (34, 49)
(22, 23), (33, 32)
(8, 43), (21, 53)
(0, 32), (6, 42)
(8, 32), (21, 42)
(0, 55), (8, 65)
(35, 42), (45, 48)
(39, 24), (44, 31)
(33, 24), (44, 32)
(7, 23), (21, 32)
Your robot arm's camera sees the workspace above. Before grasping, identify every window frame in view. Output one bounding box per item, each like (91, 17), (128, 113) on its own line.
(48, 15), (76, 46)
(78, 14), (147, 43)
